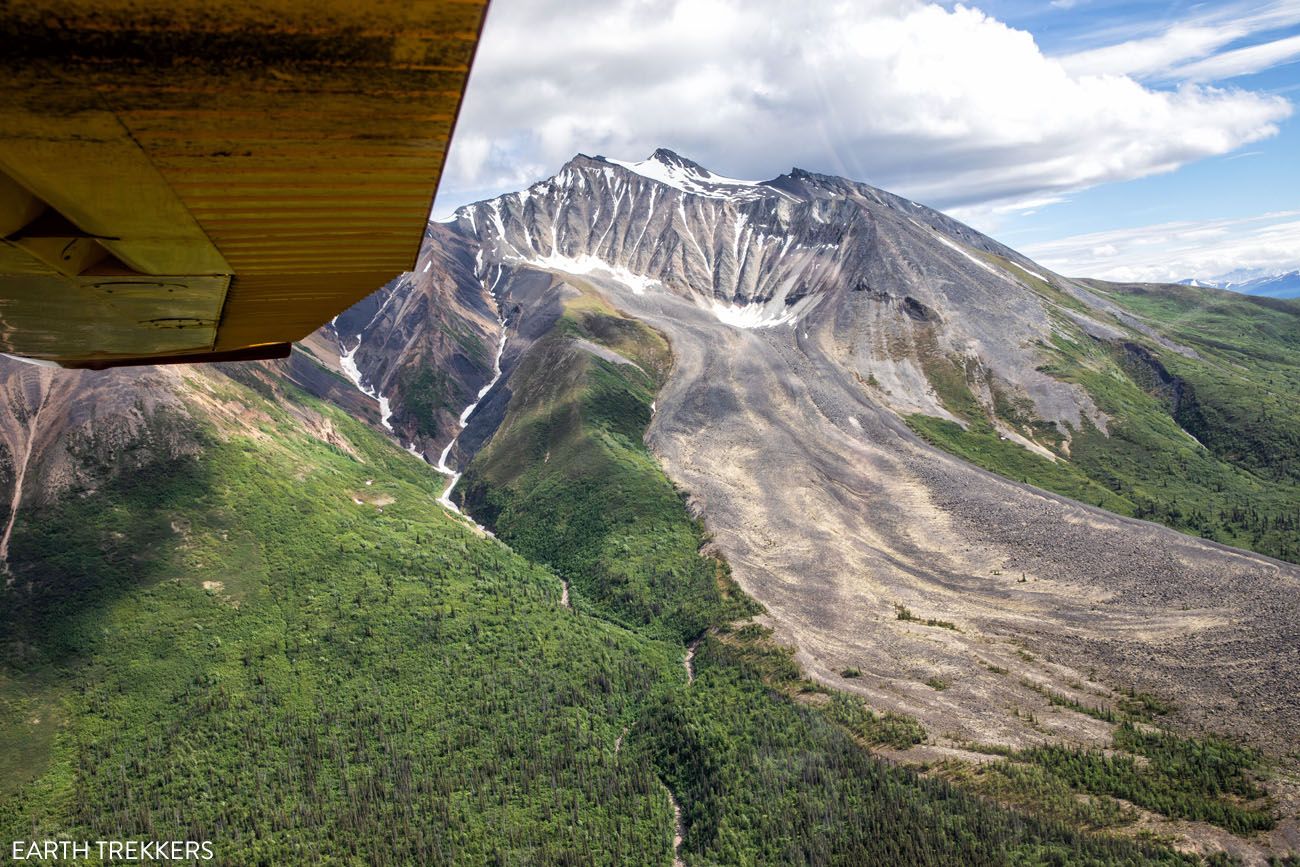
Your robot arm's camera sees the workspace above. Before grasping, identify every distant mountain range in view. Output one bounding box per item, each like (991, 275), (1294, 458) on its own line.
(1179, 269), (1300, 298)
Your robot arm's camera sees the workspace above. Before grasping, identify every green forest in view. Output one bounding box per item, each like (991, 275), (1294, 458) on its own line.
(0, 287), (1282, 864)
(908, 280), (1300, 564)
(457, 289), (1260, 865)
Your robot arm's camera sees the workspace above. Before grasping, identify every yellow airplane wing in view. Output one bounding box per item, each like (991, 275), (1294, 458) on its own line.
(0, 0), (488, 368)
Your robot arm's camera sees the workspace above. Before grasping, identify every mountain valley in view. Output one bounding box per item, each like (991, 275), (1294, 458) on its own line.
(2, 149), (1299, 865)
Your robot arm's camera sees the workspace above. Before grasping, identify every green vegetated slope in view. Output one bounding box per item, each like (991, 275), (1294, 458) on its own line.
(907, 272), (1300, 563)
(0, 288), (1271, 865)
(398, 316), (493, 442)
(457, 285), (1208, 865)
(946, 712), (1276, 838)
(458, 290), (750, 643)
(0, 369), (681, 865)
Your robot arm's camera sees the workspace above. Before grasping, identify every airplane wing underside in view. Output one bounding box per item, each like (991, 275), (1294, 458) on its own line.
(0, 0), (488, 368)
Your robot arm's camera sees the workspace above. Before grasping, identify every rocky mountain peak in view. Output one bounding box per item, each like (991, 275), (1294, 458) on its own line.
(449, 149), (1131, 438)
(646, 147), (705, 170)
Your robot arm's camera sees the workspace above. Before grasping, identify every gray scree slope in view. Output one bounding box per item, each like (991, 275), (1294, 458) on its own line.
(418, 150), (1299, 759)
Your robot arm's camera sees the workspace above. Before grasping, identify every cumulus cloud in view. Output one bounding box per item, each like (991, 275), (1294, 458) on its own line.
(436, 0), (1291, 217)
(1020, 212), (1300, 281)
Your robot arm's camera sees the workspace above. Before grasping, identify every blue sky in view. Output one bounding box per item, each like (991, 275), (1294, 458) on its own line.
(965, 0), (1300, 279)
(438, 0), (1300, 282)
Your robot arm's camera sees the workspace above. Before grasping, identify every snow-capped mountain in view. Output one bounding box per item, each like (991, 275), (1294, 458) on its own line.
(406, 148), (1298, 761)
(445, 148), (1151, 432)
(4, 149), (1298, 814)
(1179, 269), (1300, 299)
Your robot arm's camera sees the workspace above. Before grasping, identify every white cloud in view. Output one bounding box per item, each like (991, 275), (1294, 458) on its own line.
(1056, 0), (1300, 82)
(1059, 25), (1246, 78)
(1176, 34), (1300, 81)
(1020, 212), (1300, 281)
(437, 0), (1290, 219)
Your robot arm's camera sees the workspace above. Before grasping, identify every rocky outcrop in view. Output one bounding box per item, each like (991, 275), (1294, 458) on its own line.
(327, 222), (504, 459)
(1118, 340), (1208, 439)
(0, 220), (508, 565)
(450, 149), (1115, 436)
(433, 151), (1300, 775)
(0, 358), (198, 570)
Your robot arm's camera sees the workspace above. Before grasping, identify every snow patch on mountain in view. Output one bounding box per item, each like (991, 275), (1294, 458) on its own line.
(1179, 269), (1300, 299)
(338, 341), (394, 432)
(512, 250), (662, 296)
(930, 233), (1006, 280)
(606, 151), (763, 200)
(709, 299), (799, 329)
(432, 267), (511, 522)
(1008, 262), (1050, 284)
(337, 294), (397, 434)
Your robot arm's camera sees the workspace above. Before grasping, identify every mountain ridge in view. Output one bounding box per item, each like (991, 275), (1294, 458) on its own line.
(1179, 269), (1300, 299)
(448, 149), (1136, 438)
(423, 150), (1300, 761)
(1, 148), (1298, 862)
